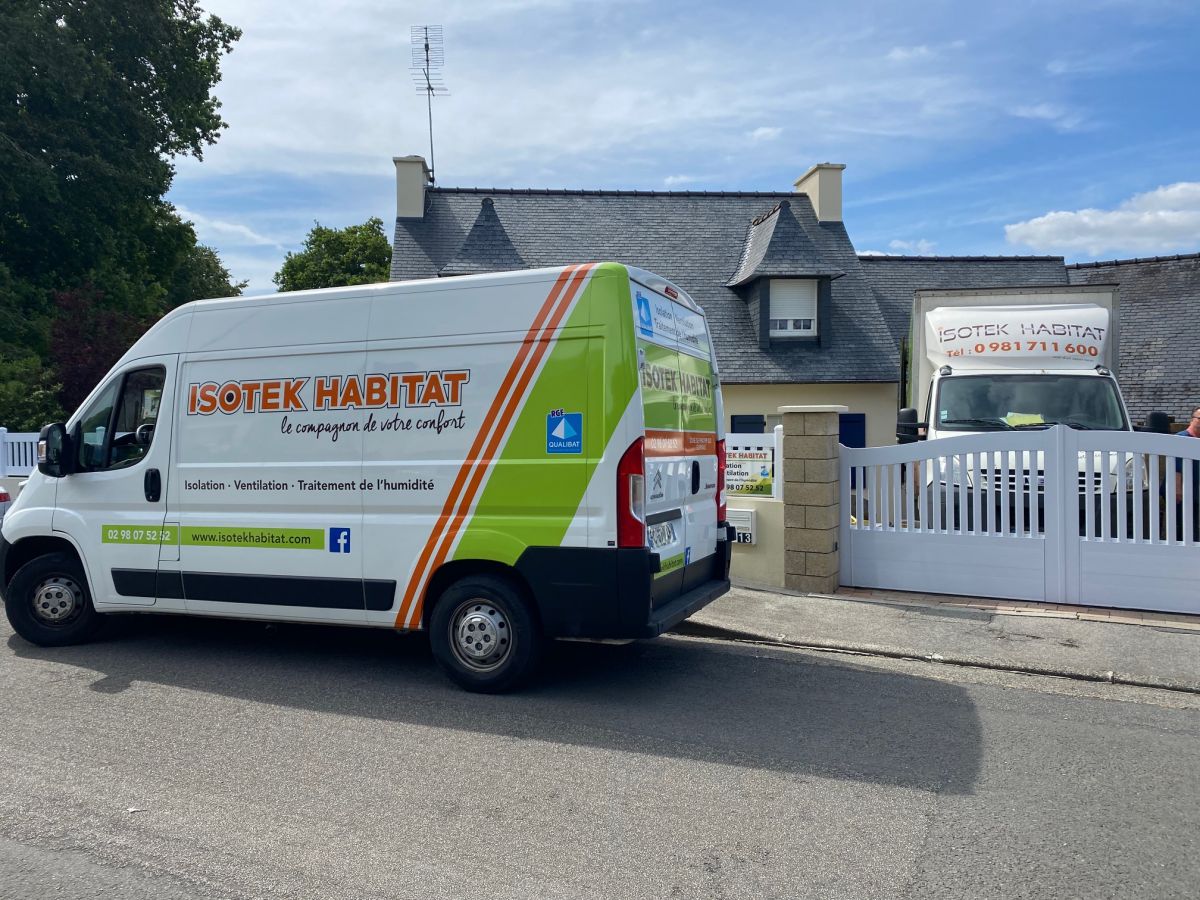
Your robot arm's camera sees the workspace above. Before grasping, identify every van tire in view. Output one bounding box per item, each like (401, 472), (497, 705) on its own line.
(4, 553), (102, 647)
(429, 575), (542, 693)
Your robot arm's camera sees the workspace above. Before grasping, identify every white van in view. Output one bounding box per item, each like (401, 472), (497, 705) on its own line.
(1, 263), (733, 691)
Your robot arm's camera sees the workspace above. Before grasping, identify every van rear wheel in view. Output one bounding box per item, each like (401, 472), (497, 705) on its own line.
(429, 575), (541, 693)
(4, 552), (102, 647)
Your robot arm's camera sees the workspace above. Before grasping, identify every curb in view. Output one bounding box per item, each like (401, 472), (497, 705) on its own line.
(674, 621), (1200, 696)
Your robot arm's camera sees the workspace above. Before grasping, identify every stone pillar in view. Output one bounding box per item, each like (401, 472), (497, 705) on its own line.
(780, 405), (845, 594)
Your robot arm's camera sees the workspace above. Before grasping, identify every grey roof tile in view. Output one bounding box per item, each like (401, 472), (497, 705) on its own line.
(439, 198), (526, 276)
(392, 189), (899, 383)
(858, 255), (1068, 345)
(727, 200), (842, 286)
(1067, 253), (1200, 422)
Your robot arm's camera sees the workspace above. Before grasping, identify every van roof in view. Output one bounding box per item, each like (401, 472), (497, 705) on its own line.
(117, 263), (702, 366)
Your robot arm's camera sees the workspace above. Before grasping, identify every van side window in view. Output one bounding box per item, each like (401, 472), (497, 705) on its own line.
(75, 367), (166, 471)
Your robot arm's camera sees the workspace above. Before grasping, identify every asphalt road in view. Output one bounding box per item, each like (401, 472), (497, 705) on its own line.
(1, 613), (1197, 900)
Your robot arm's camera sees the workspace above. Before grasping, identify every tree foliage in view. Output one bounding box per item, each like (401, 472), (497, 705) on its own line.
(0, 1), (242, 427)
(274, 218), (393, 292)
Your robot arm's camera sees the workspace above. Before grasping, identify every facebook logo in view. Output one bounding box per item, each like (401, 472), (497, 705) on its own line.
(329, 527), (351, 554)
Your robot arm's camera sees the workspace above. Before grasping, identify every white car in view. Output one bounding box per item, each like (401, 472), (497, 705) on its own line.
(0, 486), (11, 523)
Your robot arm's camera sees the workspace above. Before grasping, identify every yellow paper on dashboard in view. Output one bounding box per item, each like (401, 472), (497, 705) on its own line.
(1004, 412), (1045, 427)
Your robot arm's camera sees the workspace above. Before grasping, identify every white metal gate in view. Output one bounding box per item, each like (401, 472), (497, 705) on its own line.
(839, 427), (1200, 614)
(0, 428), (38, 477)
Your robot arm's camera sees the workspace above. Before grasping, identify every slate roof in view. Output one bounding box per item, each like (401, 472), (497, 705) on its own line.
(858, 255), (1069, 345)
(726, 199), (842, 286)
(391, 188), (898, 383)
(439, 198), (526, 276)
(1067, 253), (1200, 423)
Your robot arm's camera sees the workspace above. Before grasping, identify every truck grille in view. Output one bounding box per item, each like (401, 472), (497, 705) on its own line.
(977, 470), (1105, 494)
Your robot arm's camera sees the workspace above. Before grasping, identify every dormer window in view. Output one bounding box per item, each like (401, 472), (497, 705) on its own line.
(769, 279), (818, 337)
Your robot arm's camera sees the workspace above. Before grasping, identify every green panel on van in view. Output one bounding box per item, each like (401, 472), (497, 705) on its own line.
(453, 265), (639, 565)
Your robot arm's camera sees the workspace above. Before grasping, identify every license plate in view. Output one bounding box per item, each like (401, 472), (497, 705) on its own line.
(647, 521), (677, 550)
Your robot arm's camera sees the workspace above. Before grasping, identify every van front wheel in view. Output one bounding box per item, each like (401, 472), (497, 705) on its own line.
(429, 575), (542, 693)
(4, 552), (102, 647)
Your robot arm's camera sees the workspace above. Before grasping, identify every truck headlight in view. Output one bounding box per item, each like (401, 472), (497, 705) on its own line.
(937, 457), (972, 488)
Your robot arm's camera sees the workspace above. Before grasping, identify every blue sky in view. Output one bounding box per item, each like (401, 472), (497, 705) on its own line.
(168, 0), (1200, 295)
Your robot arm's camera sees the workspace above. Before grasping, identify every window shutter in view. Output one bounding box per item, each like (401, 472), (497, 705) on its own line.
(769, 279), (818, 336)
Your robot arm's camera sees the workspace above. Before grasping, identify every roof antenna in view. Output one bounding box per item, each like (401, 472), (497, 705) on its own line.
(410, 25), (448, 185)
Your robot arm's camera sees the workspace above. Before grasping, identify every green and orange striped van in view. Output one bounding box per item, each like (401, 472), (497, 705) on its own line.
(3, 263), (733, 691)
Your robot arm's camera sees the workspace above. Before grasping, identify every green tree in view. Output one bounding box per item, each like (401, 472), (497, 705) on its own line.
(0, 1), (241, 421)
(0, 354), (63, 432)
(169, 240), (248, 308)
(273, 217), (392, 292)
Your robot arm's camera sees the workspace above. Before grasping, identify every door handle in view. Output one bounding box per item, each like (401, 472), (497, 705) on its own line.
(691, 460), (701, 494)
(144, 468), (161, 503)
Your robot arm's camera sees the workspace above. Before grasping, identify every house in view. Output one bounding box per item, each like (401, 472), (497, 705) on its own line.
(387, 155), (1195, 442)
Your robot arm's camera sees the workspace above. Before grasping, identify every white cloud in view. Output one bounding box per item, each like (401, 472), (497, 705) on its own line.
(1005, 182), (1200, 256)
(173, 0), (1030, 188)
(888, 238), (938, 255)
(176, 206), (283, 248)
(160, 0), (1193, 287)
(1009, 102), (1088, 133)
(887, 45), (931, 62)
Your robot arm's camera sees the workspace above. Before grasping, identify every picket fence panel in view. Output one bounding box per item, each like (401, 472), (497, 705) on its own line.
(839, 427), (1200, 614)
(0, 428), (38, 477)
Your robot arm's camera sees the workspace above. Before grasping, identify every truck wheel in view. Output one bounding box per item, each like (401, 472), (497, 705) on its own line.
(4, 552), (102, 647)
(428, 575), (542, 693)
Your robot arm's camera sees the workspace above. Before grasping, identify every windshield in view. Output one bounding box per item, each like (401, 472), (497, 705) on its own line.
(933, 374), (1127, 432)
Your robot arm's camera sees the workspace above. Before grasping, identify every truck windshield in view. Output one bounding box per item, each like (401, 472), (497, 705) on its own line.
(935, 374), (1127, 431)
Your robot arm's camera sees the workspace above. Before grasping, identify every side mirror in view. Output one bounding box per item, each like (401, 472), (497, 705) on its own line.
(1140, 410), (1172, 434)
(37, 423), (73, 478)
(897, 407), (924, 444)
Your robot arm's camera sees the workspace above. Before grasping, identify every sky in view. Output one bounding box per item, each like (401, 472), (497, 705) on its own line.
(167, 0), (1200, 295)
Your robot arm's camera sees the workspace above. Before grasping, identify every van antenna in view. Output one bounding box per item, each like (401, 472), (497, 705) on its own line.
(410, 25), (448, 185)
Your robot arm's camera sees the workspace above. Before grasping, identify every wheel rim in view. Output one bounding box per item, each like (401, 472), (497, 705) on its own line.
(448, 599), (513, 673)
(31, 575), (85, 627)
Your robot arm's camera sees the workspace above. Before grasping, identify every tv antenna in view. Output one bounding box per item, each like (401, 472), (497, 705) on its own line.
(410, 25), (448, 185)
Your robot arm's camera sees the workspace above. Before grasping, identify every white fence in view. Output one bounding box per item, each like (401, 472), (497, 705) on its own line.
(839, 427), (1200, 615)
(726, 426), (782, 500)
(0, 428), (38, 477)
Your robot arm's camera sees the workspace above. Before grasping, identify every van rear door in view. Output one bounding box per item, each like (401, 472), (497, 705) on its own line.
(633, 281), (720, 605)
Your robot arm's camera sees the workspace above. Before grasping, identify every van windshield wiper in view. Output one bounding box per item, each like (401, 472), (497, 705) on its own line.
(940, 417), (1013, 430)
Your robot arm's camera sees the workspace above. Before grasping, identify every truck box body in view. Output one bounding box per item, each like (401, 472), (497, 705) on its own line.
(1, 263), (733, 690)
(909, 285), (1123, 434)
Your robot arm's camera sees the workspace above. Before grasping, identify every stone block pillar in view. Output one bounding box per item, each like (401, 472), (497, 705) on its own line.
(780, 405), (845, 594)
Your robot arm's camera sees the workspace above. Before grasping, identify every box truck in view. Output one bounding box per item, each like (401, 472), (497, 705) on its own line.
(896, 285), (1147, 529)
(1, 263), (733, 692)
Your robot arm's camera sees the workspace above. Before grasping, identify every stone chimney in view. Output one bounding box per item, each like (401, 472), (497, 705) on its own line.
(394, 155), (431, 219)
(794, 163), (846, 223)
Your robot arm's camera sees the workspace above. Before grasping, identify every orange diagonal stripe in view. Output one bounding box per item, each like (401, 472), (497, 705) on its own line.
(393, 266), (580, 628)
(404, 264), (593, 628)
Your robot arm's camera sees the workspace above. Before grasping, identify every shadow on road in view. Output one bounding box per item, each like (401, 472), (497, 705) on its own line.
(8, 614), (981, 794)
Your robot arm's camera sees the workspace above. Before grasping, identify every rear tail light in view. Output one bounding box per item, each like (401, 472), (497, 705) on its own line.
(0, 490), (9, 503)
(617, 437), (645, 548)
(716, 438), (727, 523)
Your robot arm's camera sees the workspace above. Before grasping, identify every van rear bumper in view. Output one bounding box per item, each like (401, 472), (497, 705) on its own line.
(515, 526), (733, 640)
